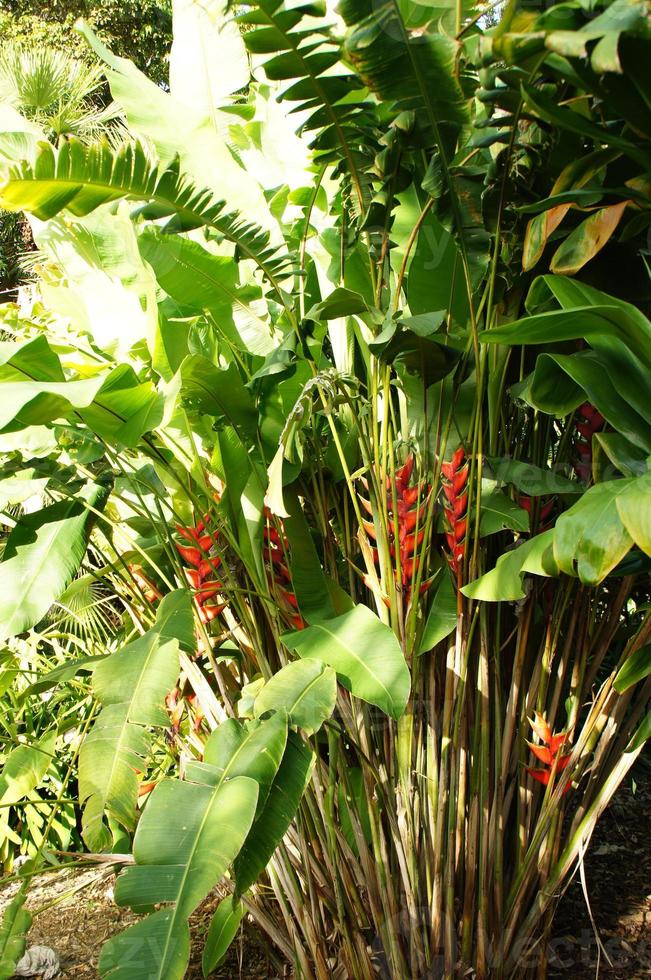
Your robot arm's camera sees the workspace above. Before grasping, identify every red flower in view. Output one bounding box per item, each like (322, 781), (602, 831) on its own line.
(441, 448), (469, 579)
(174, 515), (226, 624)
(526, 711), (572, 792)
(263, 509), (305, 629)
(360, 455), (433, 607)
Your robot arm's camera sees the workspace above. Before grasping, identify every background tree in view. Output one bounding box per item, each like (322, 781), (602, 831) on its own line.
(0, 0), (172, 87)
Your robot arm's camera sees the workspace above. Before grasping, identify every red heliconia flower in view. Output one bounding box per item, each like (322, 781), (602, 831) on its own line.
(359, 455), (433, 606)
(441, 447), (469, 580)
(526, 711), (572, 793)
(263, 508), (305, 629)
(174, 515), (226, 625)
(572, 402), (605, 482)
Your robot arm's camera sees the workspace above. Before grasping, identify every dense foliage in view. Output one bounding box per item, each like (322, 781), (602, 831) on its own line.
(0, 0), (650, 977)
(0, 0), (172, 85)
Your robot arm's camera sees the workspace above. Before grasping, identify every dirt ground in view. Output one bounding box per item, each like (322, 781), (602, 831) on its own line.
(2, 760), (649, 979)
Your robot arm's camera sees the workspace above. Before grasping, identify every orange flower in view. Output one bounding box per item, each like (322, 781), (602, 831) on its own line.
(526, 712), (572, 792)
(174, 515), (226, 624)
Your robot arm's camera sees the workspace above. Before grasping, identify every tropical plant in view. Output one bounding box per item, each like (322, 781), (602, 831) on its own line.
(0, 0), (649, 977)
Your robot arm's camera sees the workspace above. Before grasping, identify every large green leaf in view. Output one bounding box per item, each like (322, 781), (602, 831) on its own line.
(614, 644), (651, 693)
(78, 19), (272, 229)
(100, 775), (258, 980)
(282, 604), (411, 719)
(187, 712), (288, 814)
(342, 0), (468, 140)
(0, 336), (163, 446)
(486, 457), (582, 496)
(418, 569), (457, 655)
(202, 897), (245, 977)
(233, 730), (315, 895)
(179, 357), (258, 440)
(0, 481), (109, 641)
(237, 0), (372, 209)
(462, 531), (557, 602)
(479, 482), (530, 536)
(0, 894), (32, 980)
(138, 231), (275, 356)
(553, 480), (634, 584)
(254, 660), (337, 735)
(79, 592), (191, 850)
(615, 471), (651, 557)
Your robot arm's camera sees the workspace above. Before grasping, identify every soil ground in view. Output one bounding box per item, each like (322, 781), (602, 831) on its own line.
(1, 760), (649, 979)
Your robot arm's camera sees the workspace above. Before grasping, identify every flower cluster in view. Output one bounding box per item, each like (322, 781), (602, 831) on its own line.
(165, 686), (205, 734)
(174, 515), (225, 624)
(441, 447), (469, 578)
(526, 712), (571, 791)
(263, 509), (305, 630)
(360, 456), (432, 605)
(573, 402), (605, 482)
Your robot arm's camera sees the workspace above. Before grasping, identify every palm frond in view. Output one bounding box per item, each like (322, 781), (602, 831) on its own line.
(48, 574), (119, 648)
(238, 0), (378, 214)
(0, 138), (295, 304)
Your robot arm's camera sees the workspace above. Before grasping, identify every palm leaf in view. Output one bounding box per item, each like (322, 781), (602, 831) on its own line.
(341, 0), (469, 149)
(0, 138), (294, 304)
(238, 0), (377, 212)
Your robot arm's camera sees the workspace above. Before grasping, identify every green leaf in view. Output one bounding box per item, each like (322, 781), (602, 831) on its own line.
(79, 593), (191, 850)
(629, 710), (651, 751)
(139, 231), (274, 357)
(0, 139), (291, 300)
(418, 569), (457, 654)
(479, 481), (530, 536)
(202, 897), (245, 977)
(0, 470), (49, 509)
(0, 337), (163, 446)
(615, 471), (651, 557)
(486, 457), (582, 496)
(372, 324), (461, 387)
(462, 531), (556, 602)
(342, 1), (469, 137)
(189, 712), (288, 814)
(100, 775), (258, 980)
(254, 660), (337, 735)
(553, 480), (634, 584)
(406, 211), (470, 326)
(180, 357), (257, 441)
(0, 732), (55, 808)
(24, 655), (105, 697)
(0, 894), (32, 980)
(307, 288), (368, 320)
(233, 731), (315, 895)
(283, 489), (339, 623)
(614, 644), (651, 693)
(282, 605), (411, 719)
(0, 481), (110, 641)
(594, 433), (649, 478)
